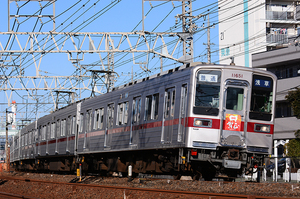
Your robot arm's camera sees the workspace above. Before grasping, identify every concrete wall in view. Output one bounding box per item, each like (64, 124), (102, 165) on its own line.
(218, 0), (266, 67)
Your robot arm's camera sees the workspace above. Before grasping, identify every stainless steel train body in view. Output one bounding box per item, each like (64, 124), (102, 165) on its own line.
(10, 63), (277, 180)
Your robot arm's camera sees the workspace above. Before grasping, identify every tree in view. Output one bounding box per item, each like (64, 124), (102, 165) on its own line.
(285, 87), (300, 120)
(285, 87), (300, 158)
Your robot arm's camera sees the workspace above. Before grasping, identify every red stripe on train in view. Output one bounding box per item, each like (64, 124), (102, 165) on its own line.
(35, 117), (273, 146)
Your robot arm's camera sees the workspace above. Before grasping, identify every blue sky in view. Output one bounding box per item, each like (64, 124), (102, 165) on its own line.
(0, 0), (219, 122)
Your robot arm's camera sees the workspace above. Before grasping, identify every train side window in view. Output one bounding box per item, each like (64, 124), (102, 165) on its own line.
(124, 102), (128, 124)
(79, 113), (84, 133)
(171, 90), (175, 117)
(61, 119), (66, 137)
(72, 116), (76, 134)
(117, 103), (124, 125)
(145, 94), (159, 121)
(99, 108), (104, 129)
(47, 123), (50, 140)
(67, 116), (72, 135)
(165, 91), (171, 118)
(56, 120), (60, 137)
(94, 109), (99, 130)
(25, 133), (28, 146)
(85, 110), (92, 132)
(117, 102), (129, 125)
(29, 131), (32, 145)
(42, 125), (46, 140)
(133, 97), (141, 123)
(107, 104), (114, 128)
(145, 95), (152, 121)
(89, 111), (93, 131)
(153, 93), (159, 120)
(51, 122), (55, 139)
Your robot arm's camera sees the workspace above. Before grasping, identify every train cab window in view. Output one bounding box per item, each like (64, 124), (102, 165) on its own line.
(133, 97), (141, 123)
(194, 70), (221, 116)
(51, 122), (56, 138)
(226, 87), (244, 110)
(250, 75), (273, 121)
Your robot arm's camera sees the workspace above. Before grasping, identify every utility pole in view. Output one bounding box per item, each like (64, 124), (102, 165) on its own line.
(207, 14), (211, 63)
(203, 13), (214, 63)
(6, 108), (13, 172)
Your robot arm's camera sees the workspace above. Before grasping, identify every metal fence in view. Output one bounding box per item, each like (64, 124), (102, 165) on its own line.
(242, 157), (300, 183)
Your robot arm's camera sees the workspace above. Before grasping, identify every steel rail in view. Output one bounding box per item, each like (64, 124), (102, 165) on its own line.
(0, 191), (38, 199)
(0, 176), (294, 199)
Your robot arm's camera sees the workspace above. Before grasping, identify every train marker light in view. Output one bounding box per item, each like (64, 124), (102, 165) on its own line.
(191, 149), (197, 156)
(193, 118), (212, 127)
(254, 124), (270, 133)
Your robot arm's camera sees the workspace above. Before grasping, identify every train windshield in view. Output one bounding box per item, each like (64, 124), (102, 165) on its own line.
(249, 75), (273, 121)
(194, 70), (221, 116)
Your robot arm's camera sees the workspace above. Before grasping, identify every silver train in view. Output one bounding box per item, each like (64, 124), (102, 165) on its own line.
(10, 63), (277, 180)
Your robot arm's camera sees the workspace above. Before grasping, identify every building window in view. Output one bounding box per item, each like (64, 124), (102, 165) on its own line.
(275, 102), (293, 118)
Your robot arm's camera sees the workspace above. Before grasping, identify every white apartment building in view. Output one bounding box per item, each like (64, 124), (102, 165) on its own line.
(218, 0), (300, 67)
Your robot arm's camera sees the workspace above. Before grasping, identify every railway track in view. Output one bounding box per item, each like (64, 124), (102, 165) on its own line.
(0, 191), (38, 199)
(0, 176), (295, 199)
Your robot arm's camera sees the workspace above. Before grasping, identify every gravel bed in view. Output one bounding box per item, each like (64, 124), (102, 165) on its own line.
(0, 171), (299, 198)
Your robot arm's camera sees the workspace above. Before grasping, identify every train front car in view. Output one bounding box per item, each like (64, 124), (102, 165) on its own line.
(187, 65), (276, 180)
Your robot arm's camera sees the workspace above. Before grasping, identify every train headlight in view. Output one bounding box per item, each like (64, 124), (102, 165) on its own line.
(194, 119), (202, 126)
(254, 124), (270, 133)
(193, 118), (212, 127)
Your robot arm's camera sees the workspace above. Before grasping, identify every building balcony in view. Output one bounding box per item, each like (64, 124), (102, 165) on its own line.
(266, 34), (289, 44)
(266, 11), (295, 21)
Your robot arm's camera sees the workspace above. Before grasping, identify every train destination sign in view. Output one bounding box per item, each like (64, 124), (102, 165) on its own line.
(198, 74), (218, 82)
(254, 79), (271, 88)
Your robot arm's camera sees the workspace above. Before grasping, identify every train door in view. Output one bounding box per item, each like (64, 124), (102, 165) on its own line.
(162, 87), (176, 144)
(178, 84), (188, 143)
(220, 80), (249, 147)
(104, 104), (114, 149)
(130, 96), (141, 147)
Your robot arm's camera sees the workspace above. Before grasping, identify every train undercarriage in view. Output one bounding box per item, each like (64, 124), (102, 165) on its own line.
(12, 147), (265, 181)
